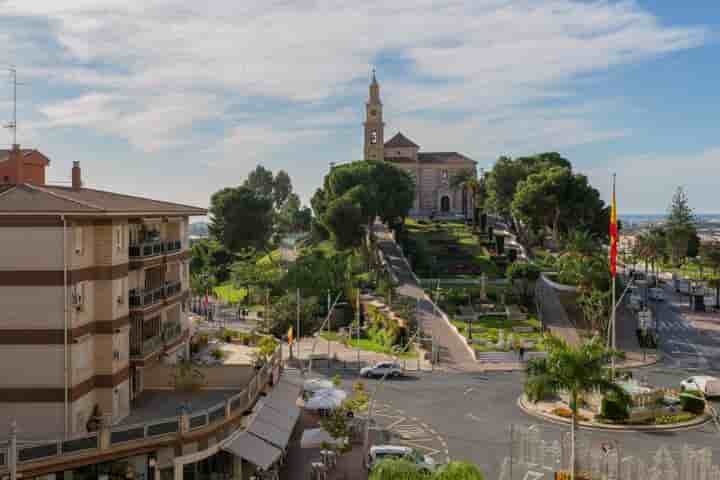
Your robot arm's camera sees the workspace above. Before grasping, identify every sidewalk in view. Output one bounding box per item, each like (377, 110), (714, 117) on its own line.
(280, 409), (385, 480)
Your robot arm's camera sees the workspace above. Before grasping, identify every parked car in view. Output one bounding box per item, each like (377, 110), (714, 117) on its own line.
(649, 287), (665, 302)
(680, 376), (720, 398)
(360, 362), (403, 378)
(367, 445), (437, 472)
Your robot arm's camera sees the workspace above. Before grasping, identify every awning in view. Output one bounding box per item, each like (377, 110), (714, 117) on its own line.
(224, 432), (281, 471)
(248, 416), (293, 450)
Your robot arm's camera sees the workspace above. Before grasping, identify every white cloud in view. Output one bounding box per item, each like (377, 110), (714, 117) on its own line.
(585, 147), (720, 214)
(0, 0), (710, 210)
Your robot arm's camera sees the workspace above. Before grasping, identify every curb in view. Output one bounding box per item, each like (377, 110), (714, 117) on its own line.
(517, 396), (712, 432)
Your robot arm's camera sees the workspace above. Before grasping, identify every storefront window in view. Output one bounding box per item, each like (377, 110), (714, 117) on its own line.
(182, 451), (234, 480)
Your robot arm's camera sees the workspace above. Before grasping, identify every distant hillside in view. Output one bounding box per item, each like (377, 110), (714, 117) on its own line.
(189, 222), (209, 236)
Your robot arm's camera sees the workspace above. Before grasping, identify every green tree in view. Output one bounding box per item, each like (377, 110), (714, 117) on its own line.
(369, 459), (425, 480)
(267, 292), (320, 337)
(525, 336), (629, 480)
(485, 153), (571, 220)
(209, 186), (274, 252)
(317, 160), (415, 246)
(243, 165), (275, 200)
(435, 461), (485, 480)
(276, 193), (312, 234)
(324, 196), (365, 249)
(666, 186), (696, 265)
(450, 168), (481, 221)
(273, 169), (293, 208)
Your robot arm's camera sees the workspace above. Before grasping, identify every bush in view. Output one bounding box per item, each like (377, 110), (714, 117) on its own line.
(211, 348), (225, 361)
(655, 412), (696, 425)
(600, 396), (629, 421)
(679, 392), (706, 414)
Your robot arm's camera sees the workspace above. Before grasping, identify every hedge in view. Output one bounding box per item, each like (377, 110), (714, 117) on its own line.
(679, 393), (706, 414)
(600, 397), (629, 421)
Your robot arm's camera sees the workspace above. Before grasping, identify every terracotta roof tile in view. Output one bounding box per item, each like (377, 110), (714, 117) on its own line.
(0, 184), (207, 216)
(418, 152), (476, 164)
(384, 132), (419, 148)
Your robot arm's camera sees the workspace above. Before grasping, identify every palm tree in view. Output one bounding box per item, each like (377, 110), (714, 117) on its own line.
(525, 336), (629, 480)
(450, 169), (482, 225)
(564, 230), (596, 258)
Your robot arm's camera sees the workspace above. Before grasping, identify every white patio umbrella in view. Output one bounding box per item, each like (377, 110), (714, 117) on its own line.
(304, 388), (347, 411)
(303, 378), (334, 394)
(300, 428), (346, 448)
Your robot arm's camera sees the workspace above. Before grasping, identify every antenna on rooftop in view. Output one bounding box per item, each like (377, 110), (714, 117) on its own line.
(4, 66), (24, 146)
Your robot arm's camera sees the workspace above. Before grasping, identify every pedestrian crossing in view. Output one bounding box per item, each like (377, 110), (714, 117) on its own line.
(655, 318), (695, 333)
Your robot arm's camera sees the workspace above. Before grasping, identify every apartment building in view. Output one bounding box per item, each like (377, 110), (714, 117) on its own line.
(0, 145), (206, 439)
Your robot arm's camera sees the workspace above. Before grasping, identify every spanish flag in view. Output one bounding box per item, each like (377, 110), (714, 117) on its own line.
(609, 175), (618, 277)
(288, 326), (294, 345)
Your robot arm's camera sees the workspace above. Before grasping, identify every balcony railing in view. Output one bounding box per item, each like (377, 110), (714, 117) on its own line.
(166, 240), (182, 253)
(164, 280), (182, 298)
(129, 287), (164, 308)
(128, 240), (164, 258)
(129, 240), (183, 258)
(130, 336), (163, 359)
(162, 321), (182, 344)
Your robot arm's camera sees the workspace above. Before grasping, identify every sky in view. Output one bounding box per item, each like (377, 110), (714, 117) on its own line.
(1, 0), (718, 215)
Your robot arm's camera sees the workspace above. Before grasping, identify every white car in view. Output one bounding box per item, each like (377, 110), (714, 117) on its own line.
(367, 445), (437, 472)
(680, 376), (720, 398)
(360, 362), (402, 378)
(649, 288), (665, 302)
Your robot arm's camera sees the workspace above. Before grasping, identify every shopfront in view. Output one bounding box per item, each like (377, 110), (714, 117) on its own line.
(30, 453), (156, 480)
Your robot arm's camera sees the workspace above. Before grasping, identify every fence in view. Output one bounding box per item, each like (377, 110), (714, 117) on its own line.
(1, 349), (280, 469)
(501, 424), (720, 480)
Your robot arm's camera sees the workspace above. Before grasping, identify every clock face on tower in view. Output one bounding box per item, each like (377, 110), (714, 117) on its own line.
(370, 130), (377, 144)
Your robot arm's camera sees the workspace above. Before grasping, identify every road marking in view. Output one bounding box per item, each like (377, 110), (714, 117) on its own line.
(464, 387), (474, 395)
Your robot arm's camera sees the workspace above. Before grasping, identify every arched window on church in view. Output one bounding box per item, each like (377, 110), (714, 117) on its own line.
(441, 169), (449, 183)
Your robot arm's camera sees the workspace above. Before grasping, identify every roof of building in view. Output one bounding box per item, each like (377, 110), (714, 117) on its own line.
(0, 183), (207, 216)
(0, 149), (50, 166)
(384, 132), (419, 148)
(418, 152), (476, 164)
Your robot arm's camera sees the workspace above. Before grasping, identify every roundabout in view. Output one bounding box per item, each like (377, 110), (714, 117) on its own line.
(516, 395), (713, 432)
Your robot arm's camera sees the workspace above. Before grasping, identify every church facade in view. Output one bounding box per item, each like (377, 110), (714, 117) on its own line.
(362, 72), (477, 217)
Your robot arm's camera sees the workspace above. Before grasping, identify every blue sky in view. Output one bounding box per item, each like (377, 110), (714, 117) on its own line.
(1, 0), (718, 214)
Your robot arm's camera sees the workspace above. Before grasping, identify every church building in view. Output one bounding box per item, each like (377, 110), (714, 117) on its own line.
(362, 72), (477, 217)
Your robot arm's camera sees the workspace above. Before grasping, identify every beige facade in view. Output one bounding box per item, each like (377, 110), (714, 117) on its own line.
(361, 74), (477, 217)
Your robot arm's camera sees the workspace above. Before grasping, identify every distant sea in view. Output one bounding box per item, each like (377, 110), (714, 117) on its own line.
(620, 213), (720, 226)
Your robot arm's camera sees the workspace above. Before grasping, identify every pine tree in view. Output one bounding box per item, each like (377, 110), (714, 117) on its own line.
(666, 186), (696, 265)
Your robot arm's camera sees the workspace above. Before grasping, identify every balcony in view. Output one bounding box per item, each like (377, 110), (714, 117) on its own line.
(165, 240), (182, 254)
(129, 287), (164, 309)
(129, 240), (164, 258)
(161, 321), (183, 345)
(164, 280), (182, 299)
(130, 336), (163, 359)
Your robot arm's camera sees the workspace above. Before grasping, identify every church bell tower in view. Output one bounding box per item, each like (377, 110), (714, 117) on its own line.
(363, 70), (384, 161)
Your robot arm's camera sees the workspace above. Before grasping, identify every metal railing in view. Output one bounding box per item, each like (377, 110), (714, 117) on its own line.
(129, 240), (183, 258)
(130, 336), (163, 359)
(129, 240), (164, 258)
(162, 321), (183, 344)
(166, 240), (182, 253)
(2, 348), (282, 470)
(164, 280), (182, 298)
(129, 287), (164, 308)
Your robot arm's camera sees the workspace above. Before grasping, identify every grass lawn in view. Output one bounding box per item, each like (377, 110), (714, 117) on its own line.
(404, 219), (500, 278)
(213, 283), (247, 304)
(320, 331), (418, 359)
(451, 314), (544, 352)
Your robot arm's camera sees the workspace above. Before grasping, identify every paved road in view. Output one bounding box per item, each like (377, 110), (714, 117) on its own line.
(373, 223), (476, 369)
(652, 284), (720, 372)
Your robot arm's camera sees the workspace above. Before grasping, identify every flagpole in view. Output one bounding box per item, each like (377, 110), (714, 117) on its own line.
(610, 173), (617, 378)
